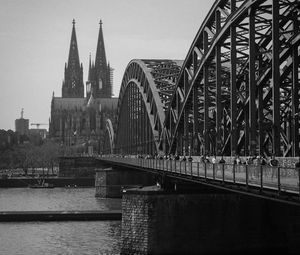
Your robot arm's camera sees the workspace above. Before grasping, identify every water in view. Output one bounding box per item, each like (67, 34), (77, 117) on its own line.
(0, 188), (122, 254)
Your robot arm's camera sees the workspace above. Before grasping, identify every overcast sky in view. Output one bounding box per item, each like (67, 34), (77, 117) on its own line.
(0, 0), (214, 131)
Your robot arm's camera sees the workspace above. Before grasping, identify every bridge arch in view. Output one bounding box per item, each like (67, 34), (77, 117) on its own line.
(165, 0), (300, 157)
(103, 118), (115, 154)
(114, 59), (182, 155)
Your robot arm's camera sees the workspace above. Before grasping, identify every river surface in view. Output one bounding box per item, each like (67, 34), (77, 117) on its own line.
(0, 188), (122, 254)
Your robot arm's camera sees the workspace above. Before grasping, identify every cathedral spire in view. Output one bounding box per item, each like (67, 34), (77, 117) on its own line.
(95, 19), (107, 69)
(88, 52), (92, 81)
(62, 19), (84, 98)
(86, 19), (112, 99)
(68, 19), (80, 69)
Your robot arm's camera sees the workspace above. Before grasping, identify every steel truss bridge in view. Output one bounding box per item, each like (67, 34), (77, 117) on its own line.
(100, 0), (300, 203)
(104, 0), (300, 158)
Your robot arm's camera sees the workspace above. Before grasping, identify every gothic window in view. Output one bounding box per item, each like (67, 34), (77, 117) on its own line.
(72, 80), (76, 88)
(90, 109), (96, 130)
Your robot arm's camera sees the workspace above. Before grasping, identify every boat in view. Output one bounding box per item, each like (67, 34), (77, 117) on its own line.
(65, 184), (77, 188)
(29, 179), (54, 189)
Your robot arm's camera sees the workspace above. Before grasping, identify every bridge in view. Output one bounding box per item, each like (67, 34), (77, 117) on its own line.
(100, 0), (300, 203)
(98, 155), (300, 204)
(91, 0), (300, 253)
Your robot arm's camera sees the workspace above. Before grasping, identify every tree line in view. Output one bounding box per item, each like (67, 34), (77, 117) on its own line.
(0, 129), (63, 175)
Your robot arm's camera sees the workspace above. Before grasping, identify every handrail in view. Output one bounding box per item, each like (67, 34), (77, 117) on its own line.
(97, 155), (300, 197)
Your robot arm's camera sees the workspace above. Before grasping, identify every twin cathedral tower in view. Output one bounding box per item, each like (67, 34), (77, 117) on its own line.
(49, 20), (117, 148)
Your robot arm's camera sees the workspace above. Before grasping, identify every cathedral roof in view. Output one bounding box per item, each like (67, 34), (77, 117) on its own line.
(52, 97), (86, 110)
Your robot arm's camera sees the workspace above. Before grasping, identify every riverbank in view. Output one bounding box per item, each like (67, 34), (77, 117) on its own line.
(0, 177), (95, 188)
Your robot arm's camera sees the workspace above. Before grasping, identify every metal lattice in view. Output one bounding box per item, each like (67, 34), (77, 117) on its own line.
(164, 0), (300, 157)
(114, 59), (182, 155)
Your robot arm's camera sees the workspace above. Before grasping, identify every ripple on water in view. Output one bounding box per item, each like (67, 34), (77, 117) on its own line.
(0, 187), (121, 211)
(0, 221), (121, 255)
(0, 188), (122, 254)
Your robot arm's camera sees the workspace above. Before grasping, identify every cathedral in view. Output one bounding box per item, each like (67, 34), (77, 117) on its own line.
(49, 19), (117, 152)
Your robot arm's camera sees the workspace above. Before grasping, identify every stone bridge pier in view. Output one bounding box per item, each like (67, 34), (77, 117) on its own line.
(95, 166), (155, 198)
(120, 185), (300, 255)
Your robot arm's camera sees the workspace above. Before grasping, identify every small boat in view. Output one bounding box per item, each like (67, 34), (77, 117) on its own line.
(65, 184), (77, 188)
(29, 179), (54, 189)
(29, 183), (54, 189)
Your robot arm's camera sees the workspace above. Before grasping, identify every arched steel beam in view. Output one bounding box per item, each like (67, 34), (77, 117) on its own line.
(166, 0), (300, 157)
(103, 118), (114, 154)
(114, 59), (182, 155)
(166, 0), (265, 147)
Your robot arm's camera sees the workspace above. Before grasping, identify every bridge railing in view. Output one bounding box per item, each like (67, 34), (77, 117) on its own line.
(98, 155), (300, 196)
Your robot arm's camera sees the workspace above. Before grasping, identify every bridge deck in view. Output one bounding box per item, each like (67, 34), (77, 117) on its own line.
(98, 156), (300, 205)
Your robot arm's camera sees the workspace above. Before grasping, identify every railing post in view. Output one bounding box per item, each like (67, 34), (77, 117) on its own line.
(213, 163), (215, 179)
(245, 165), (248, 188)
(260, 165), (263, 190)
(233, 164), (235, 183)
(204, 163), (207, 179)
(298, 167), (300, 196)
(278, 167), (281, 194)
(222, 164), (225, 183)
(197, 162), (199, 177)
(180, 161), (182, 174)
(185, 161), (187, 175)
(190, 162), (192, 176)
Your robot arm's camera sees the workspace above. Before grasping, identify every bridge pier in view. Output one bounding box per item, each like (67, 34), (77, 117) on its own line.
(95, 167), (154, 198)
(121, 186), (300, 254)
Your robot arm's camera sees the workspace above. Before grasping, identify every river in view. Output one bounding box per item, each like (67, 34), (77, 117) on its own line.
(0, 188), (122, 254)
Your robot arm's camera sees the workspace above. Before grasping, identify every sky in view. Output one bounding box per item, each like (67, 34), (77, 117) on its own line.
(0, 0), (214, 131)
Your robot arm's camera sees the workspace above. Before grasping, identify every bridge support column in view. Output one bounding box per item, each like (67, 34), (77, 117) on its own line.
(95, 168), (154, 198)
(121, 186), (300, 254)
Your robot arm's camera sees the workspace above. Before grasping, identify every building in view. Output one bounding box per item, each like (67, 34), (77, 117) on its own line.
(28, 128), (47, 145)
(49, 20), (117, 151)
(15, 109), (29, 136)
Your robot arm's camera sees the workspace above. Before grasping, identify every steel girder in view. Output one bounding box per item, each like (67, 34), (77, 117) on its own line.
(103, 119), (115, 154)
(114, 59), (182, 155)
(165, 0), (300, 157)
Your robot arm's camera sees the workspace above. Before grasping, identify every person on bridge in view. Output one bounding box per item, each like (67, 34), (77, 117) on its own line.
(245, 156), (253, 165)
(295, 159), (300, 179)
(211, 156), (217, 164)
(269, 155), (279, 179)
(219, 156), (225, 164)
(204, 155), (210, 163)
(233, 155), (242, 165)
(269, 155), (279, 167)
(295, 158), (300, 169)
(260, 156), (267, 165)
